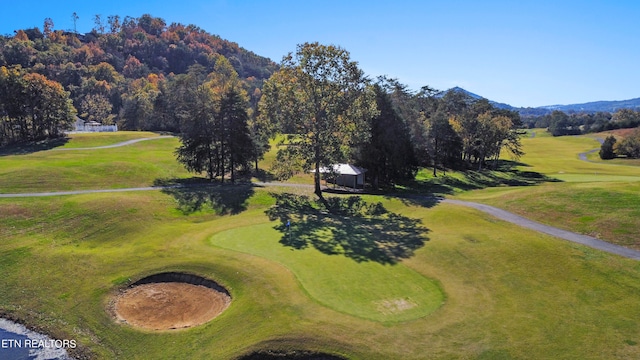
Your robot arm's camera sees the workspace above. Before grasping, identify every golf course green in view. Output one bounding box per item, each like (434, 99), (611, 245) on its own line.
(1, 131), (640, 359)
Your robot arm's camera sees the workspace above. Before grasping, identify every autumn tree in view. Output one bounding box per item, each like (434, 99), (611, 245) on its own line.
(0, 66), (75, 145)
(80, 93), (115, 124)
(93, 15), (105, 34)
(259, 42), (377, 201)
(615, 129), (640, 159)
(43, 18), (54, 38)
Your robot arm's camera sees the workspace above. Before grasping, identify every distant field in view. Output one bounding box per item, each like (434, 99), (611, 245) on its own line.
(517, 133), (640, 181)
(61, 131), (167, 148)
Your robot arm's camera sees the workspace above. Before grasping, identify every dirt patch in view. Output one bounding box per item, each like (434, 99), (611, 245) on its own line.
(603, 128), (638, 138)
(375, 298), (417, 315)
(112, 273), (231, 330)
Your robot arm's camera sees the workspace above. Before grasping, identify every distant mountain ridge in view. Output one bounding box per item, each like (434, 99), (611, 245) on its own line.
(447, 87), (640, 115)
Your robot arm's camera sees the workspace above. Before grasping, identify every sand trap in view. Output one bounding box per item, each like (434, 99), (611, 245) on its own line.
(113, 274), (231, 330)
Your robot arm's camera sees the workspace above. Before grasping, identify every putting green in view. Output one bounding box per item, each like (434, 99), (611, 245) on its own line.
(210, 222), (444, 323)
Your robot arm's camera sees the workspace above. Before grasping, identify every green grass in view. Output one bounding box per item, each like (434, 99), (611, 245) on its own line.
(520, 133), (640, 180)
(0, 135), (189, 193)
(211, 221), (444, 323)
(453, 131), (640, 249)
(61, 131), (166, 148)
(2, 191), (640, 359)
(3, 131), (640, 359)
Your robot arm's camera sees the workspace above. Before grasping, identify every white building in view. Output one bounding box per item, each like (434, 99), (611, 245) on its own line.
(312, 164), (367, 189)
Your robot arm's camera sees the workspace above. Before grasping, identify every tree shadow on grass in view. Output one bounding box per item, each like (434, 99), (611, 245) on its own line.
(265, 193), (429, 264)
(392, 160), (561, 207)
(0, 137), (69, 156)
(154, 178), (254, 215)
(253, 168), (277, 182)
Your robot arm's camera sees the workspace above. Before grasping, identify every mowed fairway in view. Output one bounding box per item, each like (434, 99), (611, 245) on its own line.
(1, 132), (640, 359)
(456, 129), (640, 249)
(0, 132), (189, 193)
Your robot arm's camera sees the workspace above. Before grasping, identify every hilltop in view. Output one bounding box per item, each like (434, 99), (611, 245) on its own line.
(0, 14), (277, 133)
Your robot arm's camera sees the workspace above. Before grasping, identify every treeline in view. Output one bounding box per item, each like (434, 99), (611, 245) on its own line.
(365, 81), (524, 181)
(599, 129), (640, 160)
(257, 43), (524, 191)
(0, 13), (277, 145)
(0, 66), (75, 145)
(523, 108), (640, 136)
(1, 18), (524, 188)
(173, 59), (258, 183)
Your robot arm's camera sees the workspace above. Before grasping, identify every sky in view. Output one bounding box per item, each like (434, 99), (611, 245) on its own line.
(1, 0), (639, 108)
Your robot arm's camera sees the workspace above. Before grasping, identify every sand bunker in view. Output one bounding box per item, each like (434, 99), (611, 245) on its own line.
(113, 273), (231, 330)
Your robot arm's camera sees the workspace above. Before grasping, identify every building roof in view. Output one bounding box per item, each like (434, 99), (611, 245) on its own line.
(313, 164), (367, 175)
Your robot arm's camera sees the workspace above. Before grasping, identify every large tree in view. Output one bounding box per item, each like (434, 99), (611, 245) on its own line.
(426, 110), (462, 176)
(615, 128), (640, 159)
(354, 83), (417, 188)
(599, 135), (617, 160)
(259, 42), (377, 201)
(175, 83), (218, 179)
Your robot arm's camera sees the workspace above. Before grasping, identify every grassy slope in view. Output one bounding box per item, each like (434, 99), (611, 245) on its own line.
(60, 132), (166, 148)
(2, 131), (640, 359)
(0, 133), (189, 193)
(454, 129), (640, 249)
(2, 191), (640, 359)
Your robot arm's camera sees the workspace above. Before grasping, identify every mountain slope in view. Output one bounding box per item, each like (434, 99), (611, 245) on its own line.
(447, 87), (640, 115)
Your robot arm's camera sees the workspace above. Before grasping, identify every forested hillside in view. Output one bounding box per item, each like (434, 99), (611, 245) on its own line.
(0, 14), (277, 144)
(1, 17), (525, 187)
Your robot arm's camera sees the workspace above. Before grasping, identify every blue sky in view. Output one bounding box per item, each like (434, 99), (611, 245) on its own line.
(1, 0), (639, 108)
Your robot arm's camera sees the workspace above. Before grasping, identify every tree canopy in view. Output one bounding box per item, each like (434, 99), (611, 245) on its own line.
(0, 65), (75, 145)
(0, 13), (277, 140)
(259, 42), (377, 199)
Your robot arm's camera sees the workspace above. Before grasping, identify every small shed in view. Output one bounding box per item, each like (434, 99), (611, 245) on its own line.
(313, 164), (367, 189)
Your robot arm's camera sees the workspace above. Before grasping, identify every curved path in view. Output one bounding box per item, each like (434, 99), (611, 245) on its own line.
(578, 137), (605, 161)
(443, 199), (640, 260)
(2, 182), (639, 260)
(54, 136), (174, 151)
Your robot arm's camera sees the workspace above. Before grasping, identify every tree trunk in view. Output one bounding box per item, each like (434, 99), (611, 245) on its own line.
(314, 161), (323, 197)
(230, 157), (235, 183)
(432, 139), (439, 177)
(314, 161), (328, 207)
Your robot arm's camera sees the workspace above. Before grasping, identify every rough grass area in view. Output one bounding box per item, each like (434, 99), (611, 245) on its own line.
(61, 131), (167, 148)
(2, 191), (640, 359)
(3, 131), (640, 359)
(0, 135), (189, 193)
(457, 182), (640, 249)
(455, 132), (640, 249)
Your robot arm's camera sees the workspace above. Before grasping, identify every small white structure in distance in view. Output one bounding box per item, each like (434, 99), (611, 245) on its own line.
(312, 164), (367, 189)
(73, 117), (118, 132)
